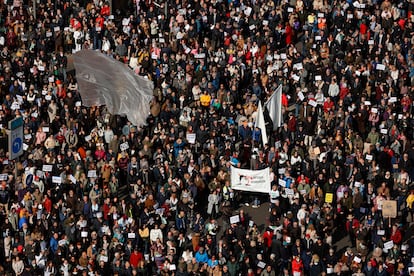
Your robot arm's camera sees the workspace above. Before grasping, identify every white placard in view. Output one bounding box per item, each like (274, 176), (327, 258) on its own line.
(287, 7), (294, 12)
(42, 127), (49, 133)
(100, 256), (108, 262)
(315, 35), (321, 41)
(401, 244), (408, 251)
(170, 264), (176, 271)
(280, 53), (287, 60)
(22, 143), (28, 151)
(380, 129), (388, 134)
(376, 64), (385, 70)
(195, 53), (206, 59)
(88, 170), (97, 178)
(263, 20), (268, 26)
(353, 256), (361, 263)
(38, 65), (45, 71)
(347, 14), (353, 19)
(364, 101), (371, 106)
(46, 32), (52, 37)
(16, 95), (23, 103)
(300, 189), (307, 195)
(285, 188), (294, 196)
(327, 268), (334, 274)
(278, 168), (285, 175)
(315, 75), (322, 81)
(318, 13), (324, 18)
(70, 175), (77, 184)
(249, 25), (255, 30)
(371, 107), (378, 113)
(0, 174), (8, 180)
(366, 154), (373, 161)
(354, 181), (361, 187)
(42, 165), (53, 172)
(384, 240), (394, 250)
(293, 63), (303, 70)
(309, 100), (317, 107)
(32, 112), (38, 118)
(54, 26), (60, 32)
(389, 97), (397, 103)
(368, 40), (374, 45)
(230, 215), (240, 224)
(52, 176), (62, 184)
(120, 142), (129, 151)
(244, 7), (252, 16)
(81, 231), (88, 237)
(278, 179), (286, 187)
(257, 261), (266, 269)
(128, 233), (136, 239)
(45, 96), (52, 102)
(398, 114), (403, 119)
(75, 101), (82, 107)
(292, 75), (300, 81)
(186, 133), (196, 144)
(298, 92), (305, 101)
(84, 135), (91, 141)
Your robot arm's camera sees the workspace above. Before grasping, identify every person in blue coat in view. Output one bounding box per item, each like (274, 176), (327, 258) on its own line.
(195, 247), (209, 264)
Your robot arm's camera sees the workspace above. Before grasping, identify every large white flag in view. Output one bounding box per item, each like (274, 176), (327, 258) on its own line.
(265, 84), (283, 129)
(231, 166), (271, 193)
(255, 101), (268, 146)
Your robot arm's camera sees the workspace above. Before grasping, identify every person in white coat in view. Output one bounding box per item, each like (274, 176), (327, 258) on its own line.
(207, 189), (220, 219)
(73, 29), (83, 53)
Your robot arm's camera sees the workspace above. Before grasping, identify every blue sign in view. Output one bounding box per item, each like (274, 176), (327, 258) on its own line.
(8, 117), (24, 160)
(12, 137), (22, 154)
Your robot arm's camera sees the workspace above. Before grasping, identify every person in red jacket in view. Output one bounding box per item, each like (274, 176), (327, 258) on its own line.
(263, 227), (273, 248)
(292, 255), (304, 275)
(390, 224), (402, 245)
(129, 247), (143, 268)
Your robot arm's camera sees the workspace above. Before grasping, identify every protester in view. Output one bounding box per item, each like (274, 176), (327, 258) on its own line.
(0, 0), (414, 275)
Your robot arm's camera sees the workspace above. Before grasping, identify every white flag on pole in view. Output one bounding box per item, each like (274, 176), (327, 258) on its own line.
(255, 101), (268, 146)
(265, 84), (283, 129)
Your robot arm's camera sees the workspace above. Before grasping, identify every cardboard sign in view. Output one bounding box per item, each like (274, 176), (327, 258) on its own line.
(382, 200), (397, 218)
(325, 193), (333, 203)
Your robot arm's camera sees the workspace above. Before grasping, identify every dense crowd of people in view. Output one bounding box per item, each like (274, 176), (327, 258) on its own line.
(0, 0), (414, 275)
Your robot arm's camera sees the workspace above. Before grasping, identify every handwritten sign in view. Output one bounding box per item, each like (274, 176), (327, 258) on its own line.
(382, 200), (397, 218)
